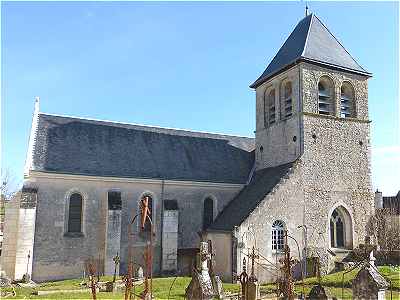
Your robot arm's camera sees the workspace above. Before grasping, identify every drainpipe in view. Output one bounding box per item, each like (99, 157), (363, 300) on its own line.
(159, 179), (165, 275)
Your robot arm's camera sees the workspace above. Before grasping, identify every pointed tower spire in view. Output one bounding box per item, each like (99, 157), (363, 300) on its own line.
(250, 14), (371, 88)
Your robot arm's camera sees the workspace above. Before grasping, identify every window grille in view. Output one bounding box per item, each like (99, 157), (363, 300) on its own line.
(272, 220), (285, 251)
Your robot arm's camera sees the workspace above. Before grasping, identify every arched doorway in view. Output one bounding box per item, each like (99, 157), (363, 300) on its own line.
(330, 206), (353, 249)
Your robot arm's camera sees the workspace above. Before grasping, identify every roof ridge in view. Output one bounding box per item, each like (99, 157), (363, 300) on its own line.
(300, 13), (314, 58)
(312, 14), (367, 73)
(39, 112), (254, 140)
(249, 14), (312, 88)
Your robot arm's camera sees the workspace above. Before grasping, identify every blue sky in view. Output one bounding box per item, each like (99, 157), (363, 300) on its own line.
(1, 1), (399, 194)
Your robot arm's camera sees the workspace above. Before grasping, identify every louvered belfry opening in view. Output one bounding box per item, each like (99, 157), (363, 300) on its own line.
(340, 82), (355, 118)
(68, 193), (83, 233)
(282, 82), (293, 119)
(318, 77), (334, 116)
(266, 89), (276, 125)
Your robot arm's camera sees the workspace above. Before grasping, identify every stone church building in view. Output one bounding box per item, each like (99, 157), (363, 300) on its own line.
(1, 13), (374, 283)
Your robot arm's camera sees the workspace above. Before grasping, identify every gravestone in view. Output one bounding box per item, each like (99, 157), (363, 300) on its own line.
(185, 241), (214, 300)
(247, 280), (260, 300)
(136, 266), (144, 280)
(308, 284), (328, 300)
(352, 251), (389, 300)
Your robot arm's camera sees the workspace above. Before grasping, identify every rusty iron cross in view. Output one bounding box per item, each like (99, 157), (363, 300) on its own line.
(249, 246), (259, 281)
(140, 196), (151, 231)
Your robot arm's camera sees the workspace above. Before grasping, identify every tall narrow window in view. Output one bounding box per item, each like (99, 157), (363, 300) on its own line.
(272, 220), (285, 251)
(140, 195), (153, 232)
(340, 82), (355, 118)
(266, 89), (276, 125)
(318, 77), (334, 115)
(281, 82), (293, 119)
(330, 209), (345, 248)
(68, 193), (83, 233)
(203, 197), (214, 230)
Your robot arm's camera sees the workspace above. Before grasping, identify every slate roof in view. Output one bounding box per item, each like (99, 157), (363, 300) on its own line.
(250, 14), (371, 88)
(31, 113), (255, 184)
(208, 162), (295, 231)
(383, 191), (400, 215)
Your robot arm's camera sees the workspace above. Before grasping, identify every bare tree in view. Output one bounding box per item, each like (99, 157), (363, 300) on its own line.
(367, 208), (400, 263)
(1, 169), (19, 201)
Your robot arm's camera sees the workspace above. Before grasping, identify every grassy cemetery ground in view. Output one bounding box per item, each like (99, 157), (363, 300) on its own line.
(3, 266), (399, 299)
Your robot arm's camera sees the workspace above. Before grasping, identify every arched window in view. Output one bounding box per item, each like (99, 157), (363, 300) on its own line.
(281, 82), (293, 119)
(330, 207), (352, 248)
(272, 220), (285, 251)
(340, 82), (355, 118)
(265, 89), (276, 125)
(140, 195), (153, 232)
(203, 197), (214, 230)
(68, 193), (83, 233)
(318, 77), (334, 115)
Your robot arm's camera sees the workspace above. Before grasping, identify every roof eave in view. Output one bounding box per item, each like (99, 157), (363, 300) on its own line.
(299, 57), (372, 78)
(249, 59), (299, 89)
(205, 228), (234, 233)
(250, 57), (372, 89)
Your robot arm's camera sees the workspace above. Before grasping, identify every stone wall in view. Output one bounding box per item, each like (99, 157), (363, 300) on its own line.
(233, 63), (374, 283)
(205, 232), (233, 282)
(0, 192), (21, 279)
(236, 162), (305, 283)
(255, 65), (302, 169)
(15, 190), (37, 280)
(300, 62), (369, 119)
(21, 173), (242, 282)
(300, 63), (374, 248)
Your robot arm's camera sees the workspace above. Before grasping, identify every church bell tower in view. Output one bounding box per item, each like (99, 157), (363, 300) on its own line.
(249, 12), (375, 251)
(250, 13), (372, 171)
